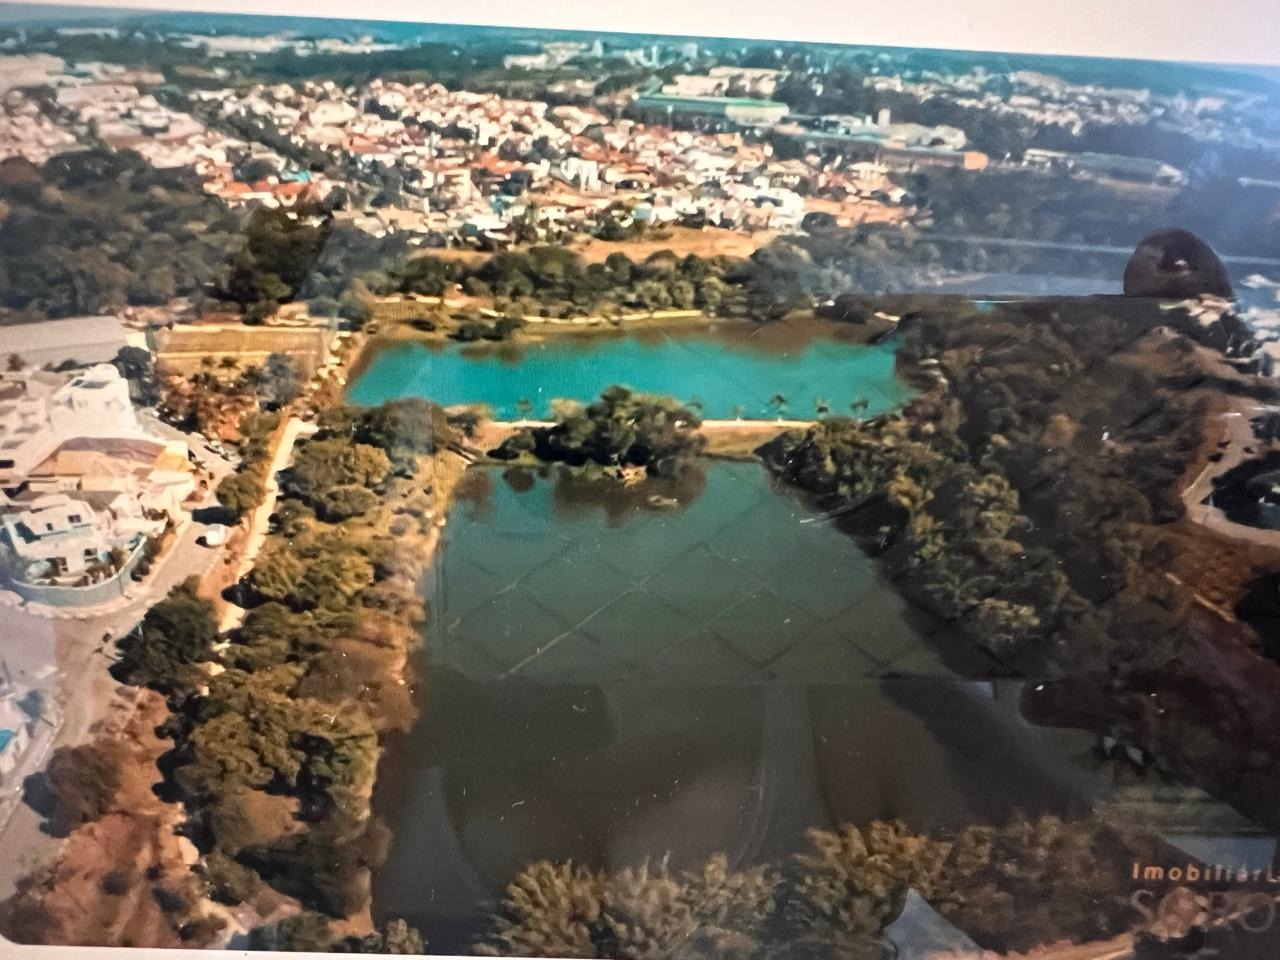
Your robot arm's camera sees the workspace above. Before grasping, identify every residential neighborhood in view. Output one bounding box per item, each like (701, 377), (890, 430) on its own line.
(2, 9), (1280, 957)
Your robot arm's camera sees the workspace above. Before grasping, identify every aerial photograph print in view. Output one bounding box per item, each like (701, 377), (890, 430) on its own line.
(1, 2), (1280, 957)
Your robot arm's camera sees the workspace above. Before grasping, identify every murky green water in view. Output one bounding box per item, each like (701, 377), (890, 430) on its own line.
(371, 464), (1117, 951)
(430, 462), (937, 683)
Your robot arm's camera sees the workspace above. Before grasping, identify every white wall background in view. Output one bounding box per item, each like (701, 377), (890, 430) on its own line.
(5, 0), (1280, 66)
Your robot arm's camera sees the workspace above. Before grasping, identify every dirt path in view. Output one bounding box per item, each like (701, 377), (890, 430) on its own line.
(215, 416), (317, 632)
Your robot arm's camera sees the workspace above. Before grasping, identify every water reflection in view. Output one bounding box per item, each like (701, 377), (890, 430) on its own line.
(347, 320), (912, 419)
(546, 462), (709, 526)
(373, 675), (1136, 954)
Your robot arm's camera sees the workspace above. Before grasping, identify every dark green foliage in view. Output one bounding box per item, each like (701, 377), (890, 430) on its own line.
(930, 816), (1159, 953)
(248, 537), (374, 612)
(116, 578), (218, 695)
(215, 468), (266, 518)
(313, 484), (380, 522)
(250, 912), (423, 953)
(200, 850), (262, 906)
(111, 346), (160, 406)
(448, 313), (524, 342)
(393, 255), (462, 296)
(765, 297), (1206, 676)
(759, 416), (1069, 666)
(476, 816), (1154, 959)
(325, 397), (458, 472)
(257, 352), (303, 410)
(454, 244), (746, 318)
(0, 150), (240, 320)
(22, 744), (124, 837)
(497, 386), (705, 478)
(280, 438), (389, 508)
(477, 854), (781, 959)
(214, 203), (333, 316)
(785, 821), (947, 960)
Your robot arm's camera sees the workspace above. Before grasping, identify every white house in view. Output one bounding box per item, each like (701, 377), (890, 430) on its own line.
(1, 489), (163, 579)
(0, 364), (144, 488)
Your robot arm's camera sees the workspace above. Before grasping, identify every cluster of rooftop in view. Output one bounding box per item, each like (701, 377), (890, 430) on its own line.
(865, 65), (1276, 154)
(194, 74), (924, 243)
(0, 362), (194, 586)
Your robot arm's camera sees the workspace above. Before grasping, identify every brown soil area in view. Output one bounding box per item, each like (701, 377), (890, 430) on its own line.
(410, 225), (779, 267)
(570, 225), (778, 262)
(0, 693), (227, 948)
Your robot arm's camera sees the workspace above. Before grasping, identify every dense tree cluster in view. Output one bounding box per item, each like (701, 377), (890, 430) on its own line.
(0, 149), (241, 322)
(478, 855), (782, 960)
(494, 386), (706, 478)
(212, 203), (333, 322)
(478, 815), (1165, 959)
(116, 578), (220, 696)
(215, 411), (283, 519)
(278, 437), (390, 522)
(249, 913), (423, 953)
(111, 400), (456, 922)
(928, 815), (1161, 953)
(763, 297), (1211, 675)
(760, 415), (1077, 666)
(22, 743), (126, 838)
(0, 150), (388, 327)
(391, 226), (1143, 326)
(398, 244), (748, 319)
(110, 345), (161, 406)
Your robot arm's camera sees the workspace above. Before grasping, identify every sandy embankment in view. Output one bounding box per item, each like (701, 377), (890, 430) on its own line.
(331, 444), (472, 941)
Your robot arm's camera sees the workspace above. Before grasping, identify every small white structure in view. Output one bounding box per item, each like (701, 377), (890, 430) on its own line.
(0, 697), (31, 782)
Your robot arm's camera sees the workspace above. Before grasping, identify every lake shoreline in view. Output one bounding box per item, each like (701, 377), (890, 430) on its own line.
(347, 318), (914, 421)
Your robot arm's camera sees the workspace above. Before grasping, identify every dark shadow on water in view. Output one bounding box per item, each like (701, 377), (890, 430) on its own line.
(371, 671), (1112, 953)
(453, 467), (494, 519)
(499, 465), (536, 493)
(548, 462), (708, 525)
(1205, 451), (1280, 529)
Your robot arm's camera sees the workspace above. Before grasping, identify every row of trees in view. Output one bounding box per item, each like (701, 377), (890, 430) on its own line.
(214, 410), (284, 519)
(379, 223), (1136, 328)
(469, 815), (1168, 959)
(759, 415), (1077, 667)
(763, 292), (1224, 678)
(115, 399), (458, 924)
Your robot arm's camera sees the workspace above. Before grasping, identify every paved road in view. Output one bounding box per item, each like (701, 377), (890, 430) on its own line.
(0, 485), (235, 898)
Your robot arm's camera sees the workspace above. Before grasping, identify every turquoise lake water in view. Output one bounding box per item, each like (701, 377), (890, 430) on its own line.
(347, 325), (912, 419)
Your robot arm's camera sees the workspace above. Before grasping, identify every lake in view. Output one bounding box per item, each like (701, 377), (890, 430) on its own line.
(347, 321), (912, 419)
(429, 461), (962, 682)
(370, 463), (1128, 951)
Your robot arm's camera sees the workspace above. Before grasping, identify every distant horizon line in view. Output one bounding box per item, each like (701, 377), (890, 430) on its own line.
(2, 0), (1279, 73)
